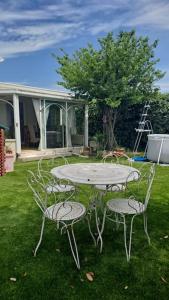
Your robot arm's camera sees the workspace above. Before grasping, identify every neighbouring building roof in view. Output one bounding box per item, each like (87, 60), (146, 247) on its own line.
(0, 82), (84, 103)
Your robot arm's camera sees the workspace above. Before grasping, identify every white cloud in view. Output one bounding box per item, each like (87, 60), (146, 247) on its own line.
(0, 22), (82, 57)
(127, 0), (169, 29)
(1, 0), (169, 59)
(0, 1), (129, 23)
(90, 19), (124, 35)
(0, 57), (4, 62)
(89, 0), (169, 34)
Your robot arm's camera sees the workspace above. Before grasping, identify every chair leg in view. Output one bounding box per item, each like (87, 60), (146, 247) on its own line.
(96, 207), (107, 253)
(66, 225), (80, 269)
(128, 215), (136, 261)
(94, 207), (104, 253)
(115, 213), (120, 230)
(123, 215), (136, 262)
(100, 207), (107, 235)
(123, 215), (129, 261)
(34, 215), (45, 257)
(86, 215), (97, 247)
(143, 213), (150, 245)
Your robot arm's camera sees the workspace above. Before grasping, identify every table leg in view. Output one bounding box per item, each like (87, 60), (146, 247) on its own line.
(87, 188), (106, 252)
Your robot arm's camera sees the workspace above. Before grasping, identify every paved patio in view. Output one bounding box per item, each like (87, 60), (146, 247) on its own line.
(18, 147), (82, 161)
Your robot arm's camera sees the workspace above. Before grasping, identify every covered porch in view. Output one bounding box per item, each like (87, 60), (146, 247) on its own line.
(0, 83), (88, 158)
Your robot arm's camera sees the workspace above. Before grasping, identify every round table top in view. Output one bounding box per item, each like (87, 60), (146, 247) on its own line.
(51, 163), (139, 185)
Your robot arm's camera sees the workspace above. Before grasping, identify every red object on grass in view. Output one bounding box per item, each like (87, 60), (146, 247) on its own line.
(0, 128), (6, 176)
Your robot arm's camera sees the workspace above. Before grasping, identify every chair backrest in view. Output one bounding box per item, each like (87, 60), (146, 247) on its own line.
(102, 153), (118, 164)
(125, 163), (156, 209)
(125, 169), (140, 196)
(115, 153), (132, 166)
(28, 124), (39, 144)
(37, 156), (69, 175)
(102, 152), (132, 166)
(47, 155), (69, 169)
(27, 170), (75, 214)
(144, 163), (156, 209)
(27, 170), (50, 214)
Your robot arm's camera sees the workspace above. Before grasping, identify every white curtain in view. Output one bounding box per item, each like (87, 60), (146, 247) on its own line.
(32, 99), (40, 126)
(32, 99), (41, 149)
(62, 106), (77, 147)
(61, 108), (66, 126)
(68, 106), (77, 135)
(61, 108), (71, 147)
(45, 105), (50, 124)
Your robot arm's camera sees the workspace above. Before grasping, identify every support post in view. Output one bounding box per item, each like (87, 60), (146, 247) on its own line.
(84, 104), (88, 147)
(157, 138), (164, 165)
(39, 100), (43, 150)
(39, 99), (46, 150)
(13, 94), (21, 155)
(65, 102), (69, 148)
(44, 100), (47, 149)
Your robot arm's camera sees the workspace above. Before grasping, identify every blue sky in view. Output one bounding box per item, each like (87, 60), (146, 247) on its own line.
(0, 0), (169, 92)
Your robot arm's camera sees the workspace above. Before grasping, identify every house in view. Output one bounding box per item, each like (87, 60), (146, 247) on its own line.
(0, 83), (88, 159)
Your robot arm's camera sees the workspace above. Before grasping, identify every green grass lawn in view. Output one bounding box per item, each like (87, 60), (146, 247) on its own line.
(0, 157), (169, 300)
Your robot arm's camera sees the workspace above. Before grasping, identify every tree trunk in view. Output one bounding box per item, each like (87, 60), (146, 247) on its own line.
(103, 106), (118, 150)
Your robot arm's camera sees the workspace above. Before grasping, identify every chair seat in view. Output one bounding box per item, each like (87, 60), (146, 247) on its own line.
(45, 201), (86, 221)
(107, 198), (145, 215)
(46, 184), (75, 193)
(95, 184), (125, 192)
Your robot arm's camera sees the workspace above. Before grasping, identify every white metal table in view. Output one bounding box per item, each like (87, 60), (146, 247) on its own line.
(51, 163), (138, 185)
(51, 163), (139, 250)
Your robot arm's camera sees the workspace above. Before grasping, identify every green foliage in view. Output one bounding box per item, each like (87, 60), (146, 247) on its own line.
(55, 31), (164, 109)
(55, 31), (165, 149)
(114, 93), (169, 150)
(150, 93), (169, 133)
(115, 102), (146, 150)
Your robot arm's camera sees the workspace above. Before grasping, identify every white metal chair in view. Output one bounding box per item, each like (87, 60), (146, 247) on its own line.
(37, 157), (75, 194)
(28, 124), (40, 147)
(95, 154), (130, 192)
(101, 163), (156, 261)
(102, 151), (132, 166)
(27, 170), (86, 269)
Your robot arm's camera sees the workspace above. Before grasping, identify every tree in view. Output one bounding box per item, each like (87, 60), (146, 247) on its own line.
(150, 93), (169, 134)
(54, 30), (165, 149)
(110, 92), (169, 150)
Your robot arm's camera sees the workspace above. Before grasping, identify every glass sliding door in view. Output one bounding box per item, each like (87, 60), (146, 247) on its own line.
(46, 103), (65, 148)
(68, 104), (85, 147)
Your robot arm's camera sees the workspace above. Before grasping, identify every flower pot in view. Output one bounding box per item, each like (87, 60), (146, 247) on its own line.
(82, 147), (90, 156)
(115, 148), (125, 154)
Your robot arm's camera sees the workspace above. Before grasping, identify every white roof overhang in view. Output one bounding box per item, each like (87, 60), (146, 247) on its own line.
(0, 82), (85, 104)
